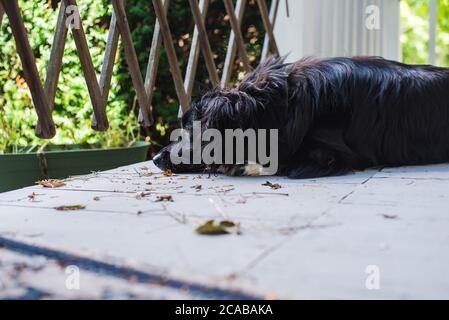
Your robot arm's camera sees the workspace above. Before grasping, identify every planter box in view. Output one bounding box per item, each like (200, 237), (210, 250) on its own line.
(0, 142), (150, 192)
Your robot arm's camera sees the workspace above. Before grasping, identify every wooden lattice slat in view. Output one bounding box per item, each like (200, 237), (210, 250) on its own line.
(35, 1), (68, 135)
(221, 0), (247, 87)
(63, 0), (153, 129)
(261, 0), (280, 60)
(188, 0), (219, 86)
(0, 0), (56, 139)
(111, 0), (153, 127)
(42, 1), (68, 116)
(257, 0), (279, 57)
(223, 0), (251, 73)
(91, 6), (120, 129)
(63, 0), (109, 131)
(99, 10), (119, 104)
(184, 0), (209, 102)
(0, 2), (4, 27)
(1, 0), (280, 138)
(142, 0), (169, 124)
(152, 0), (190, 113)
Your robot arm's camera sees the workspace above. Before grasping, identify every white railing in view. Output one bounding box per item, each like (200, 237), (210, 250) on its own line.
(429, 0), (437, 65)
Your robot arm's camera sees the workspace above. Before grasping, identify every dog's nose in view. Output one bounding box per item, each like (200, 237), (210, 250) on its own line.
(153, 148), (172, 171)
(153, 152), (163, 168)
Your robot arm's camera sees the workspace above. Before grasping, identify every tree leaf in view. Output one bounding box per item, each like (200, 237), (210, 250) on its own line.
(36, 180), (66, 188)
(196, 220), (241, 236)
(155, 195), (174, 202)
(163, 169), (174, 177)
(54, 205), (86, 211)
(262, 181), (282, 190)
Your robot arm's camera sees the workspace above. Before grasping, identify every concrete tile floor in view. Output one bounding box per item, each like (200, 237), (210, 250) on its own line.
(0, 162), (448, 299)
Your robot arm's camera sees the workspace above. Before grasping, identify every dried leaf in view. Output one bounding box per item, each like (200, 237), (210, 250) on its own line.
(192, 185), (202, 192)
(136, 191), (151, 199)
(138, 166), (153, 177)
(262, 181), (282, 190)
(196, 220), (241, 236)
(163, 169), (174, 177)
(28, 192), (37, 201)
(155, 195), (174, 202)
(36, 180), (66, 188)
(236, 196), (247, 204)
(54, 205), (86, 211)
(382, 214), (398, 220)
(217, 187), (235, 193)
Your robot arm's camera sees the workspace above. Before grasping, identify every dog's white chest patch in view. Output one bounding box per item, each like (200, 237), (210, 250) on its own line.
(244, 163), (265, 176)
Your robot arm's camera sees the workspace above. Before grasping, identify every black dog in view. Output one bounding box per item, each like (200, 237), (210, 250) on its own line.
(154, 56), (449, 179)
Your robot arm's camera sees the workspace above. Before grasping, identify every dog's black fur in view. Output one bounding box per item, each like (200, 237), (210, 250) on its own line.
(154, 56), (449, 179)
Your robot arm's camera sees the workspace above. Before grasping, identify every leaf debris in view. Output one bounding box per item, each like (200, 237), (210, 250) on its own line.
(262, 181), (282, 190)
(236, 196), (247, 204)
(196, 220), (241, 236)
(155, 195), (174, 202)
(136, 191), (151, 199)
(54, 204), (86, 211)
(382, 214), (399, 220)
(213, 187), (235, 193)
(36, 180), (67, 188)
(28, 192), (38, 201)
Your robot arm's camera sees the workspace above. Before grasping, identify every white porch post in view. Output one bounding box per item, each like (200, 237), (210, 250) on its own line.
(273, 0), (401, 62)
(429, 0), (437, 65)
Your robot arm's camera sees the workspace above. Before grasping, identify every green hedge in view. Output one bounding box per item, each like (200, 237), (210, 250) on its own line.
(0, 0), (136, 153)
(0, 0), (266, 154)
(401, 0), (449, 66)
(1, 0), (448, 155)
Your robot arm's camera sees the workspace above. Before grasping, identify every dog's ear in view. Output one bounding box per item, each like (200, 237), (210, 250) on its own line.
(200, 57), (289, 131)
(200, 89), (258, 130)
(237, 56), (290, 127)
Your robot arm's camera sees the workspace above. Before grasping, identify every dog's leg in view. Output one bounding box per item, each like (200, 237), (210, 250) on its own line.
(279, 146), (352, 179)
(280, 160), (351, 179)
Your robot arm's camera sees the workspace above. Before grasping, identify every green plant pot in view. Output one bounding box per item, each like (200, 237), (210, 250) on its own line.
(0, 142), (151, 193)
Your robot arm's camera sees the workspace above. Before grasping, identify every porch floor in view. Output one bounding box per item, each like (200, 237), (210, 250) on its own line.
(1, 161), (449, 299)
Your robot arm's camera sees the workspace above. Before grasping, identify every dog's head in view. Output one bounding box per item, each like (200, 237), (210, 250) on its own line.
(153, 57), (290, 176)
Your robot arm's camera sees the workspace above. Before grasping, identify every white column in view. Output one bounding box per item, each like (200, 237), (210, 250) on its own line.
(273, 0), (400, 61)
(429, 0), (437, 65)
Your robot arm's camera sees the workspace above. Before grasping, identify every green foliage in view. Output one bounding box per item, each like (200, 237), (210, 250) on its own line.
(401, 0), (449, 66)
(437, 0), (449, 65)
(121, 0), (267, 130)
(3, 0), (447, 155)
(0, 0), (138, 152)
(0, 0), (267, 154)
(0, 0), (138, 154)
